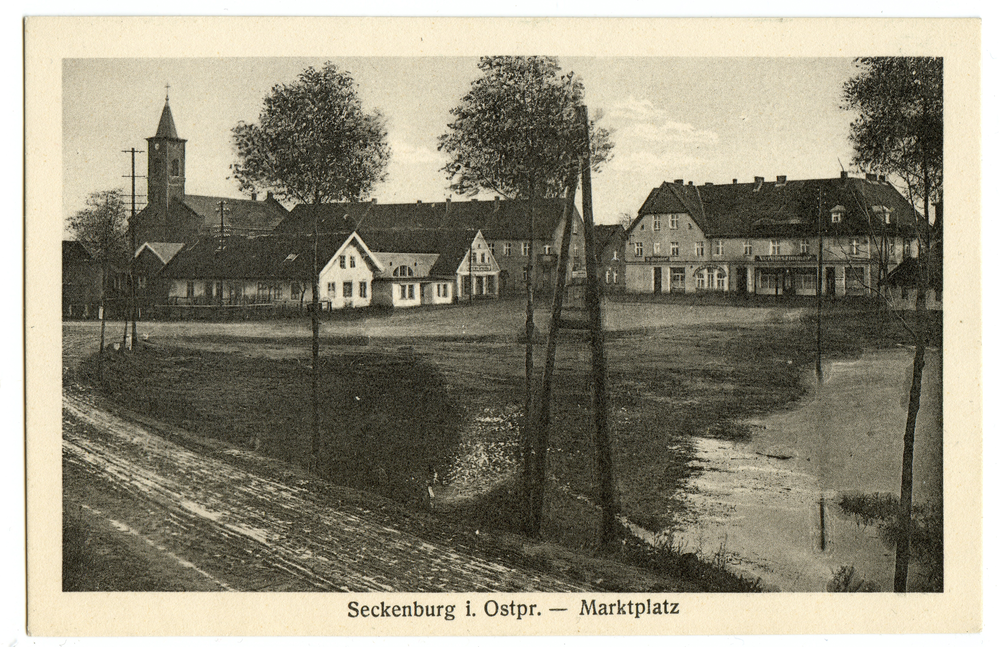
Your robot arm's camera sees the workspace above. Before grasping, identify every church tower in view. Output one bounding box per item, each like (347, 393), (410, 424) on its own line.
(146, 93), (186, 213)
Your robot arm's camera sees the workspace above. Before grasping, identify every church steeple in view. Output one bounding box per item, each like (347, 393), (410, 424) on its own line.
(146, 89), (187, 213)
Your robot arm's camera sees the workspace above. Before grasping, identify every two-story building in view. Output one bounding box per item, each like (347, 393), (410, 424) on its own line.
(626, 173), (919, 297)
(274, 196), (584, 297)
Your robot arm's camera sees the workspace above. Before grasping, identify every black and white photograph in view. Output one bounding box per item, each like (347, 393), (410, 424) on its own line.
(24, 16), (982, 637)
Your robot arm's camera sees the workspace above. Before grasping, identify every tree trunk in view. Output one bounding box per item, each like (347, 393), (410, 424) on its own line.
(528, 175), (579, 537)
(894, 168), (933, 592)
(521, 184), (537, 533)
(98, 266), (106, 382)
(310, 215), (321, 472)
(581, 108), (616, 547)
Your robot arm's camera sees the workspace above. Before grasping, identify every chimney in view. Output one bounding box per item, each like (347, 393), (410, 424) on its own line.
(251, 189), (258, 200)
(494, 195), (501, 212)
(866, 173), (877, 181)
(840, 171), (849, 180)
(416, 199), (422, 204)
(674, 179), (683, 184)
(753, 176), (764, 191)
(266, 191), (274, 200)
(879, 175), (887, 182)
(445, 196), (451, 215)
(371, 198), (377, 204)
(733, 178), (738, 184)
(705, 182), (713, 186)
(688, 181), (693, 186)
(776, 175), (787, 185)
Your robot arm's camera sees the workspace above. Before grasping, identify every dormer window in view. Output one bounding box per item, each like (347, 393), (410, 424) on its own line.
(831, 205), (846, 224)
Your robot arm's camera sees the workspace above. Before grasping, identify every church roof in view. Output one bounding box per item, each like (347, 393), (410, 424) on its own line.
(152, 99), (182, 140)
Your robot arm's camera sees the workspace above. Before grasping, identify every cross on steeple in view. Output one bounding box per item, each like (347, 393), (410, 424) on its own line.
(165, 83), (170, 101)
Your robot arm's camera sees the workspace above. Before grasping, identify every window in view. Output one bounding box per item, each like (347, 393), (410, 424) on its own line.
(831, 206), (845, 224)
(343, 281), (353, 298)
(171, 159), (179, 176)
(713, 240), (724, 256)
(670, 242), (679, 257)
(350, 255), (356, 268)
(612, 270), (618, 284)
(521, 242), (530, 256)
(653, 215), (661, 231)
(759, 273), (779, 291)
(800, 239), (810, 255)
(904, 240), (912, 257)
(408, 285), (415, 300)
(796, 272), (817, 291)
(605, 269), (611, 284)
(653, 242), (661, 255)
(634, 241), (643, 257)
(543, 245), (552, 255)
(669, 214), (679, 229)
(612, 250), (619, 261)
(888, 239), (896, 257)
(695, 241), (705, 257)
(443, 284), (449, 297)
(186, 281), (195, 298)
(339, 255), (346, 269)
(850, 238), (862, 255)
(769, 240), (781, 255)
(695, 270), (706, 289)
(359, 281), (367, 298)
(393, 266), (414, 277)
(488, 242), (495, 254)
(845, 267), (865, 292)
(670, 267), (685, 288)
(327, 282), (336, 296)
(503, 242), (512, 256)
(480, 252), (487, 263)
(744, 240), (753, 256)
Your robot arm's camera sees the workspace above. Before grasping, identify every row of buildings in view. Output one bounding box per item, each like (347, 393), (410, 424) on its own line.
(64, 97), (935, 318)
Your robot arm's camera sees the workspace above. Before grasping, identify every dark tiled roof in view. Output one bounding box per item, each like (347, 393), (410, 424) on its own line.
(182, 195), (289, 235)
(63, 240), (93, 264)
(275, 198), (576, 241)
(594, 224), (625, 256)
(635, 176), (920, 238)
(160, 233), (354, 281)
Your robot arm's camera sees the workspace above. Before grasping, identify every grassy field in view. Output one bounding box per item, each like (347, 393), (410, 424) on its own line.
(73, 296), (941, 590)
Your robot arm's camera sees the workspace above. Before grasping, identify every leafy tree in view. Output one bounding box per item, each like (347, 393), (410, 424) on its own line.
(67, 189), (130, 379)
(232, 62), (390, 470)
(439, 56), (613, 536)
(843, 56), (943, 592)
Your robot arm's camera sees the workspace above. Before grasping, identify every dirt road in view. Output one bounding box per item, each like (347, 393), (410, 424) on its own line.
(63, 387), (585, 592)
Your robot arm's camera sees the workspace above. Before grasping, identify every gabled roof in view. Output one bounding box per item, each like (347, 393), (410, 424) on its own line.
(161, 233), (354, 281)
(63, 240), (93, 264)
(274, 198), (577, 242)
(134, 242), (184, 265)
(634, 175), (920, 239)
(594, 224), (625, 256)
(181, 195), (289, 235)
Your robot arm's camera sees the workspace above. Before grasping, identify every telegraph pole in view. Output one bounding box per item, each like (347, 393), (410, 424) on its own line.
(122, 147), (145, 349)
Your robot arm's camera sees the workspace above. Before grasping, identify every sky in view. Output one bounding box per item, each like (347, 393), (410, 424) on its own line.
(63, 56), (861, 231)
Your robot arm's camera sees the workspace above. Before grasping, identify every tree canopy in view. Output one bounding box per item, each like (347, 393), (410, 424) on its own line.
(842, 57), (943, 218)
(438, 56), (613, 199)
(231, 62), (390, 205)
(67, 189), (130, 266)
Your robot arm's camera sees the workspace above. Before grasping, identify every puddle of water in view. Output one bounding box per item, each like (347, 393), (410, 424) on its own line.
(665, 348), (942, 592)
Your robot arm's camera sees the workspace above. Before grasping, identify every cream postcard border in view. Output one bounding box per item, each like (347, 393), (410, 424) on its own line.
(24, 16), (982, 637)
